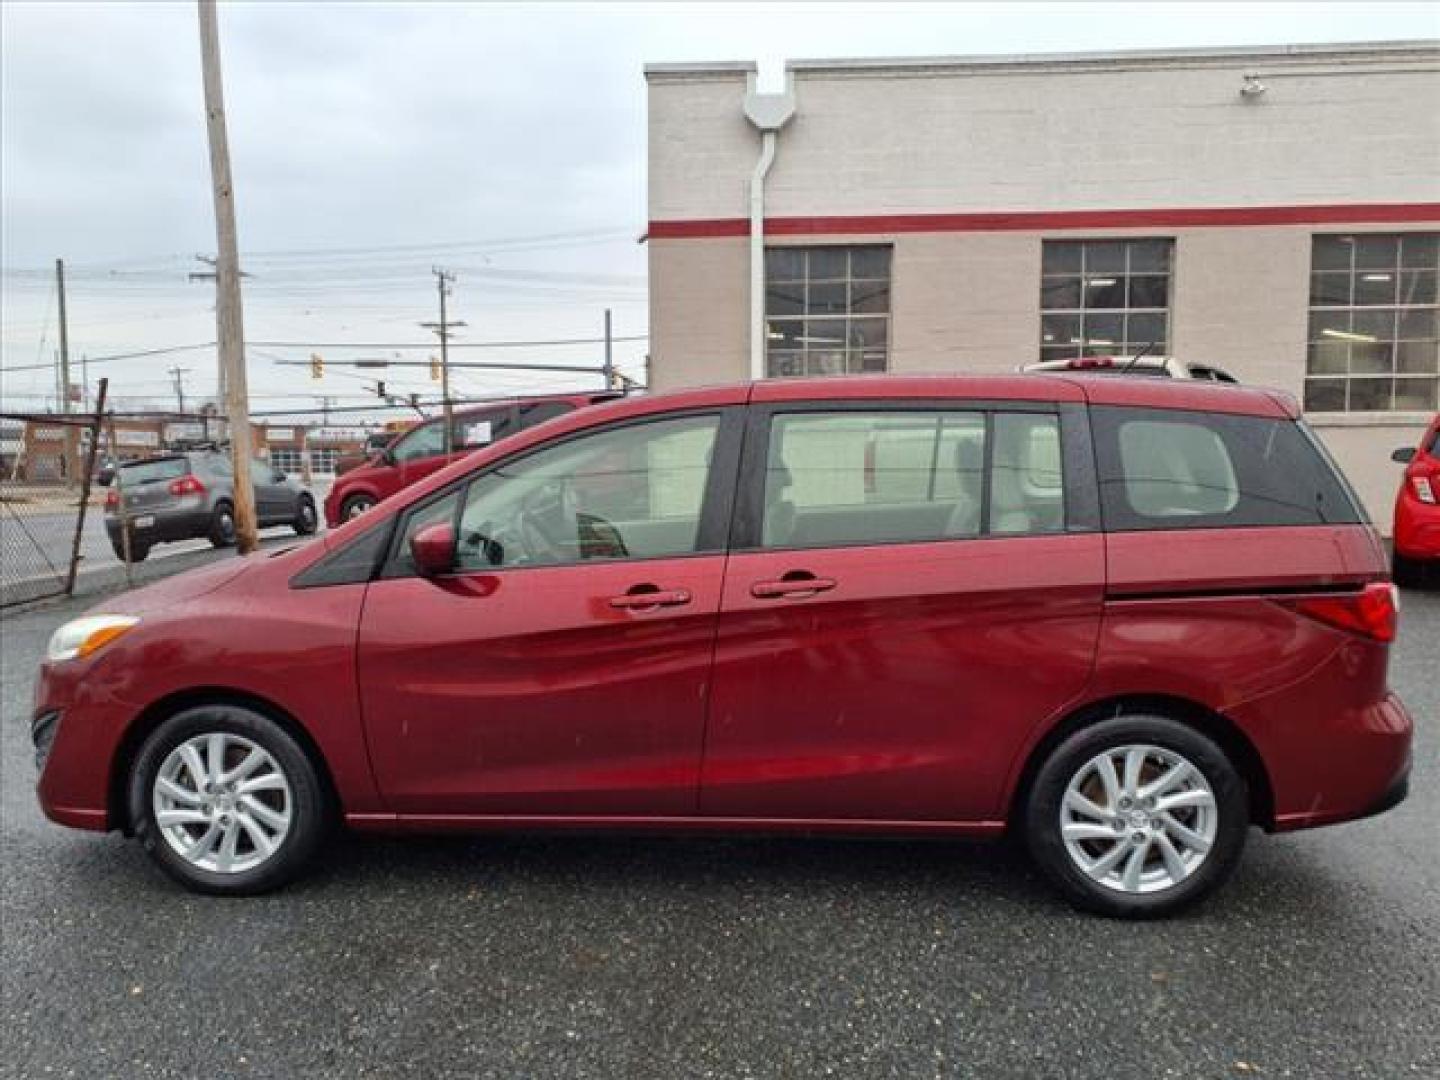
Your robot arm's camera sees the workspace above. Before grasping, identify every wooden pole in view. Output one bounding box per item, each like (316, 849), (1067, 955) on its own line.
(198, 0), (258, 554)
(64, 378), (108, 596)
(107, 413), (134, 586)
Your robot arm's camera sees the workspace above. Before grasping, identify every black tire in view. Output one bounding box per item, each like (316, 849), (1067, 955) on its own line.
(293, 494), (318, 536)
(339, 493), (376, 521)
(128, 704), (329, 896)
(1024, 715), (1249, 919)
(209, 500), (237, 548)
(1393, 551), (1427, 589)
(110, 537), (150, 562)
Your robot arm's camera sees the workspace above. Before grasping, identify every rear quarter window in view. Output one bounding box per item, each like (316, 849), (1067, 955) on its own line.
(1092, 405), (1364, 531)
(118, 456), (188, 484)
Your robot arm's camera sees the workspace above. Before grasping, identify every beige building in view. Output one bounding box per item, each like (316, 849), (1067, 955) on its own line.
(644, 41), (1440, 528)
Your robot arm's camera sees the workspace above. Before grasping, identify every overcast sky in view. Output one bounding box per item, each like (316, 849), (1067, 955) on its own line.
(2, 1), (1437, 415)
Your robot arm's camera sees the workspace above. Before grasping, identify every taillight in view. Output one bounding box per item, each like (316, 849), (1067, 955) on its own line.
(1282, 582), (1398, 643)
(104, 489), (119, 510)
(168, 475), (206, 496)
(1411, 475), (1436, 505)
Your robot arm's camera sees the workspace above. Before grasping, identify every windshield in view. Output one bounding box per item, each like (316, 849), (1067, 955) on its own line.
(118, 456), (188, 485)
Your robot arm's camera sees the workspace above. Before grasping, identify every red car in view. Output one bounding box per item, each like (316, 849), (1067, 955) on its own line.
(33, 376), (1411, 917)
(1391, 412), (1440, 587)
(322, 392), (617, 527)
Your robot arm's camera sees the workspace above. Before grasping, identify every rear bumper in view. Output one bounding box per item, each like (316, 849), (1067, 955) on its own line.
(104, 509), (213, 546)
(1394, 515), (1440, 560)
(1267, 692), (1414, 832)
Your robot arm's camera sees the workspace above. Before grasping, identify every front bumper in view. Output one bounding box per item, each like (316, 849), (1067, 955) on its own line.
(33, 660), (131, 833)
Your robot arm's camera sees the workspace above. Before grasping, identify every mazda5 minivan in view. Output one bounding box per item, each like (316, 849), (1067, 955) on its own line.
(33, 376), (1411, 917)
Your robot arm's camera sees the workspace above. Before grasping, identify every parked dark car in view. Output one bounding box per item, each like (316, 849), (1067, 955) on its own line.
(37, 376), (1409, 917)
(103, 449), (317, 561)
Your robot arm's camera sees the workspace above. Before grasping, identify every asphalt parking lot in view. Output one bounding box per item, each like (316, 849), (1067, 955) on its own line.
(2, 556), (1436, 1079)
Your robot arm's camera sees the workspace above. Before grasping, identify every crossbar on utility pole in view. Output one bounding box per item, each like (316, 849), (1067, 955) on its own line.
(198, 0), (258, 554)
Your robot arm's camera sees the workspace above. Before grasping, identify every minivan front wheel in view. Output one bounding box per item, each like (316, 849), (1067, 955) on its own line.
(128, 705), (328, 895)
(1024, 716), (1248, 918)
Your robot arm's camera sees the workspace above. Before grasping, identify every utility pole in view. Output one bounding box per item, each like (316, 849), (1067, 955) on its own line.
(56, 259), (71, 413)
(420, 268), (464, 454)
(603, 308), (614, 391)
(198, 0), (258, 553)
(168, 366), (190, 414)
(56, 259), (76, 485)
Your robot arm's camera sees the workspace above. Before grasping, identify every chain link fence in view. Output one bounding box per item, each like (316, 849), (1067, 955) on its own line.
(1, 384), (107, 607)
(2, 385), (614, 606)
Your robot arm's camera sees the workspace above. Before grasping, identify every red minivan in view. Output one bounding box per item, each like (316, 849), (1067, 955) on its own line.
(322, 392), (617, 527)
(32, 376), (1411, 917)
(1391, 412), (1440, 587)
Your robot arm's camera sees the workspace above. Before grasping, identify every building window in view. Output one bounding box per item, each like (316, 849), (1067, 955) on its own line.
(308, 448), (339, 475)
(765, 246), (891, 377)
(269, 449), (303, 475)
(1305, 233), (1439, 413)
(1039, 239), (1172, 362)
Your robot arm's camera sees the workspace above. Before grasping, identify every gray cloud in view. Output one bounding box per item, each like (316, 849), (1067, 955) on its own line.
(3, 1), (1435, 407)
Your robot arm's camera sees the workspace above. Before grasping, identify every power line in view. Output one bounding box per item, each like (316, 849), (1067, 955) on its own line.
(250, 334), (646, 350)
(0, 333), (648, 375)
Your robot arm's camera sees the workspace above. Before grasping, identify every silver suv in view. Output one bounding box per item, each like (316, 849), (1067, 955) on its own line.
(104, 449), (317, 561)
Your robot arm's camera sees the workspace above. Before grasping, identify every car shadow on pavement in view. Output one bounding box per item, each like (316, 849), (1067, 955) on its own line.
(33, 817), (1373, 931)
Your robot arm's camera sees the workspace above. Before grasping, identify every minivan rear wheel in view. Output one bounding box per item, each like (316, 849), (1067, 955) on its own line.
(128, 704), (328, 895)
(1024, 716), (1248, 918)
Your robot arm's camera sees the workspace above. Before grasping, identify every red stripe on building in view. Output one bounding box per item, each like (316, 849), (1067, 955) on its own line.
(648, 202), (1440, 239)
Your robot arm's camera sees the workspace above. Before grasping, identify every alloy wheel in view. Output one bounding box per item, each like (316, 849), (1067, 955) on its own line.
(1059, 743), (1217, 894)
(152, 733), (293, 874)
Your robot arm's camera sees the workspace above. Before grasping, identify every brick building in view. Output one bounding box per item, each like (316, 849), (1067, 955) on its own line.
(644, 41), (1440, 527)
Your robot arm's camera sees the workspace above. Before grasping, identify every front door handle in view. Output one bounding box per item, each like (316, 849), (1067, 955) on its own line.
(750, 574), (837, 599)
(609, 585), (692, 610)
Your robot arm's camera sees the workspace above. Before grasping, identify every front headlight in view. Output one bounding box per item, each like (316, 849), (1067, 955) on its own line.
(46, 614), (140, 663)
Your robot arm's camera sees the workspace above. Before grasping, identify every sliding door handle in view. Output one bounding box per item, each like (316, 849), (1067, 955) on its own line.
(750, 575), (837, 599)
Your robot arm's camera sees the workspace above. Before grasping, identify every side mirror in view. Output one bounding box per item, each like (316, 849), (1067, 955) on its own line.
(410, 522), (455, 577)
(1392, 446), (1416, 465)
(379, 448), (397, 467)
